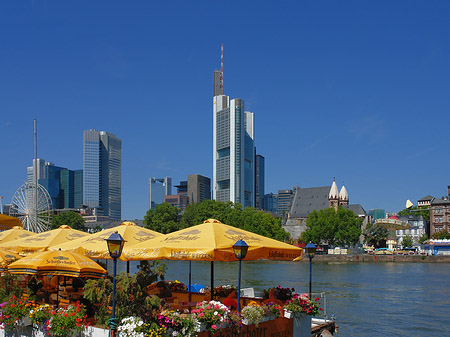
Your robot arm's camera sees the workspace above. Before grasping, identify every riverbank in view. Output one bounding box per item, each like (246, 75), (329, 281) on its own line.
(308, 254), (450, 263)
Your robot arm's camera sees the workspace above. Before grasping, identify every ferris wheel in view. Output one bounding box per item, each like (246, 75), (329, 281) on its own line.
(10, 182), (53, 233)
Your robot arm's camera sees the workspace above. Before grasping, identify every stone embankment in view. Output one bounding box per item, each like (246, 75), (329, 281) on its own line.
(302, 254), (450, 263)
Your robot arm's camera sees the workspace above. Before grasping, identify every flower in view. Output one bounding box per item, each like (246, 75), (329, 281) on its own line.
(192, 300), (229, 333)
(283, 293), (321, 316)
(241, 304), (265, 325)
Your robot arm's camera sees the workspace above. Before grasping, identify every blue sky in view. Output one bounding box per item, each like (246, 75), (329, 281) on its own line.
(1, 1), (449, 220)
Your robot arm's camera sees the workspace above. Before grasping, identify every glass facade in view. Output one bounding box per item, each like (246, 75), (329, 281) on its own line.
(83, 129), (121, 220)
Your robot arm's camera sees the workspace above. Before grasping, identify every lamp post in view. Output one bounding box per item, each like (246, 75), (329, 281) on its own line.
(233, 239), (249, 312)
(305, 242), (317, 299)
(106, 232), (126, 336)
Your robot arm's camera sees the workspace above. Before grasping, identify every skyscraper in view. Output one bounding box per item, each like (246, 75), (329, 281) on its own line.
(255, 154), (265, 209)
(83, 129), (122, 220)
(187, 174), (211, 204)
(149, 177), (172, 211)
(212, 48), (255, 207)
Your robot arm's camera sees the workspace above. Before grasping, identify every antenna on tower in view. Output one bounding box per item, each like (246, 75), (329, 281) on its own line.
(220, 44), (223, 72)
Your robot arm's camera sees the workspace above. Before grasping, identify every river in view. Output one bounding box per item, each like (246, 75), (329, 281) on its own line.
(115, 260), (450, 336)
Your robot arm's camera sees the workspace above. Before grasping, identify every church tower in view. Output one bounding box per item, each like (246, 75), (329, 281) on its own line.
(339, 184), (349, 206)
(328, 178), (339, 211)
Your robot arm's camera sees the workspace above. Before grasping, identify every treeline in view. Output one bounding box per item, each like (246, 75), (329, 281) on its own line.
(143, 200), (289, 241)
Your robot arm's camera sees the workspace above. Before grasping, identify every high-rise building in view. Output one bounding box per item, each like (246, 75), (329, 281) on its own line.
(278, 189), (294, 215)
(27, 160), (83, 210)
(83, 129), (122, 220)
(212, 49), (255, 208)
(187, 174), (211, 204)
(149, 177), (172, 211)
(255, 154), (265, 210)
(263, 193), (278, 214)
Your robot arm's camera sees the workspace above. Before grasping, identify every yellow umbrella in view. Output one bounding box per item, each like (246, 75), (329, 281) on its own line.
(0, 249), (21, 272)
(0, 225), (89, 256)
(123, 219), (303, 261)
(0, 214), (22, 230)
(50, 221), (164, 261)
(0, 226), (36, 243)
(7, 250), (106, 278)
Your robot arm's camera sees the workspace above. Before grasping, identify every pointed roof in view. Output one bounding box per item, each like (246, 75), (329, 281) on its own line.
(329, 178), (339, 199)
(339, 185), (349, 201)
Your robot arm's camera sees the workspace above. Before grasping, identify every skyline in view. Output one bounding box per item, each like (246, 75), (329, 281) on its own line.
(1, 1), (449, 220)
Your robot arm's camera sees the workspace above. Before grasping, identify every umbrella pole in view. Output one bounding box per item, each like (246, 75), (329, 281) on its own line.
(188, 261), (192, 302)
(210, 261), (214, 301)
(127, 261), (130, 274)
(56, 275), (59, 306)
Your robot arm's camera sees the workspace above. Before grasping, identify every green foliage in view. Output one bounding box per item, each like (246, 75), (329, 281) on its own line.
(431, 229), (450, 240)
(179, 200), (289, 241)
(51, 211), (86, 231)
(0, 274), (23, 302)
(301, 207), (362, 246)
(401, 234), (414, 248)
(363, 222), (388, 248)
(83, 278), (112, 327)
(398, 206), (430, 221)
(144, 203), (180, 234)
(418, 233), (429, 244)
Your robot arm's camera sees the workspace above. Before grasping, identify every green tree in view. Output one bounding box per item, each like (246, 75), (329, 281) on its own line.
(418, 233), (429, 244)
(401, 234), (414, 248)
(398, 206), (430, 222)
(431, 229), (450, 240)
(144, 203), (180, 234)
(301, 207), (362, 246)
(363, 222), (388, 248)
(51, 211), (86, 231)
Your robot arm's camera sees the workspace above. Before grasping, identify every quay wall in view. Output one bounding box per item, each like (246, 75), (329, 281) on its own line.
(299, 254), (450, 263)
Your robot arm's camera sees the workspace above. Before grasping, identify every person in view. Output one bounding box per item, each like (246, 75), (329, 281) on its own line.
(223, 290), (238, 311)
(156, 281), (172, 299)
(263, 288), (284, 306)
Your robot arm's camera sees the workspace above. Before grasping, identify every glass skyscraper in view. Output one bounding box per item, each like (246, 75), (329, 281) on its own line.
(83, 129), (122, 220)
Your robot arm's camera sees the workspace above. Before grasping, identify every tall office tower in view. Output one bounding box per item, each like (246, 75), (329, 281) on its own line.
(83, 129), (122, 220)
(255, 154), (265, 210)
(278, 189), (294, 215)
(149, 177), (172, 211)
(213, 48), (255, 207)
(188, 174), (211, 204)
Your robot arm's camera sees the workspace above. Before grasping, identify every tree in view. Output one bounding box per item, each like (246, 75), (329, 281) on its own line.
(301, 207), (362, 246)
(51, 211), (86, 231)
(363, 222), (388, 248)
(418, 233), (429, 244)
(401, 234), (414, 248)
(398, 206), (430, 222)
(431, 229), (450, 240)
(144, 203), (179, 234)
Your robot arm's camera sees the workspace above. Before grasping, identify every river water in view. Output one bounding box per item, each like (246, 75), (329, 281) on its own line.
(118, 260), (450, 336)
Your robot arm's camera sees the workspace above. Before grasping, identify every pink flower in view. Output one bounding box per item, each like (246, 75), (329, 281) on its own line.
(211, 324), (217, 330)
(198, 313), (204, 318)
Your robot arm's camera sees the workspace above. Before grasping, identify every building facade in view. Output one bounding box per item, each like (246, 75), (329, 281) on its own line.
(396, 215), (427, 245)
(430, 197), (450, 236)
(263, 193), (278, 214)
(83, 129), (122, 220)
(255, 154), (265, 210)
(212, 65), (255, 208)
(149, 177), (172, 211)
(187, 174), (211, 204)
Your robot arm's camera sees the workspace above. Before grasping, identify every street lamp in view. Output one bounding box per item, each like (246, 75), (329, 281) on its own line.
(305, 242), (317, 299)
(106, 231), (126, 336)
(233, 239), (249, 312)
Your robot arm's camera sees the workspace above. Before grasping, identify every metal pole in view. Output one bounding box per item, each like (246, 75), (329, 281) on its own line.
(237, 259), (242, 312)
(112, 257), (117, 321)
(210, 261), (214, 301)
(34, 119), (38, 230)
(188, 261), (192, 302)
(309, 256), (312, 299)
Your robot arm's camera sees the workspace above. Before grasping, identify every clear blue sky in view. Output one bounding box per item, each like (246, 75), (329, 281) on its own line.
(1, 1), (449, 220)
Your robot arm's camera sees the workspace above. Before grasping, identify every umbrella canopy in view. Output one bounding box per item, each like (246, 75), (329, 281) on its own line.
(7, 250), (106, 278)
(0, 249), (21, 272)
(123, 219), (303, 262)
(0, 226), (36, 243)
(0, 214), (23, 230)
(50, 221), (164, 261)
(0, 225), (89, 256)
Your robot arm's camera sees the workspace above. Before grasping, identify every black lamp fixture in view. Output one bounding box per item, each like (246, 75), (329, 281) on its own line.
(305, 242), (317, 299)
(233, 239), (249, 312)
(106, 232), (126, 335)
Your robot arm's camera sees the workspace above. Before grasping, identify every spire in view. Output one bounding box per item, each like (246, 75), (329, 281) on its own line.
(339, 184), (349, 201)
(329, 178), (339, 200)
